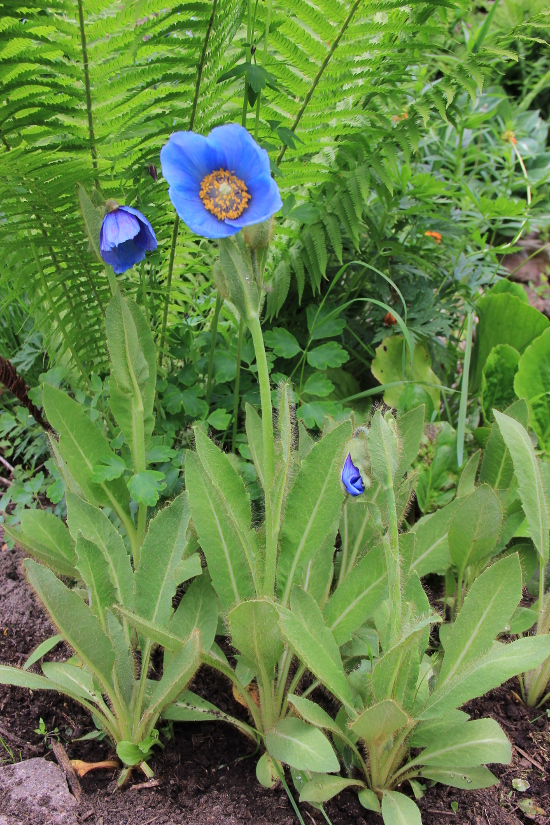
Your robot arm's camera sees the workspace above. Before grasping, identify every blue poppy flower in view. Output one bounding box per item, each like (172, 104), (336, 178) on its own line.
(99, 203), (157, 274)
(160, 123), (282, 239)
(342, 453), (365, 496)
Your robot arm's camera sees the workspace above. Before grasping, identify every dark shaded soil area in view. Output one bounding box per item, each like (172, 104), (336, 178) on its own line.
(1, 541), (549, 825)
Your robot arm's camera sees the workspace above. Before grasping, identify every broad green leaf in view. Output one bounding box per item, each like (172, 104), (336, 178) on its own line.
(494, 411), (549, 563)
(4, 525), (78, 579)
(162, 690), (220, 722)
(174, 553), (202, 585)
(371, 338), (440, 411)
(349, 699), (408, 744)
(302, 539), (334, 606)
(410, 710), (470, 747)
(457, 450), (480, 498)
(489, 279), (528, 303)
(0, 665), (78, 695)
(135, 492), (191, 627)
(127, 470), (166, 506)
(368, 410), (399, 485)
(480, 344), (520, 424)
(300, 776), (364, 804)
(306, 304), (346, 340)
(395, 405), (425, 478)
(420, 766), (498, 789)
(298, 420), (314, 461)
(42, 661), (96, 702)
(358, 788), (381, 812)
(19, 510), (76, 566)
(229, 599), (283, 681)
(207, 408), (231, 430)
(23, 635), (62, 670)
(479, 399), (528, 490)
(302, 373), (335, 398)
(24, 560), (115, 690)
(279, 588), (354, 708)
(144, 631), (201, 721)
(186, 451), (255, 609)
(514, 328), (550, 451)
(264, 328), (302, 358)
(66, 492), (133, 610)
(448, 485), (502, 570)
(277, 420), (352, 601)
(194, 427), (257, 580)
(339, 498), (382, 569)
(75, 535), (117, 626)
(106, 290), (156, 465)
(408, 499), (460, 577)
(323, 544), (387, 645)
(116, 741), (144, 766)
(410, 718), (511, 768)
(245, 403), (265, 488)
(421, 636), (550, 718)
(91, 454), (127, 483)
(287, 695), (341, 737)
(115, 606), (184, 652)
(470, 292), (549, 392)
(438, 554), (521, 685)
(381, 790), (421, 825)
(307, 342), (349, 370)
(105, 610), (134, 707)
(168, 574), (220, 655)
(266, 718), (339, 773)
(43, 383), (129, 514)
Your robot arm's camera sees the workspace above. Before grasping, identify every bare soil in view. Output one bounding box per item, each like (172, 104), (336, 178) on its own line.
(0, 541), (548, 825)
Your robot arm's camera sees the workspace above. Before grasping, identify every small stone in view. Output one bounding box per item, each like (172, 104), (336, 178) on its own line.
(0, 757), (78, 825)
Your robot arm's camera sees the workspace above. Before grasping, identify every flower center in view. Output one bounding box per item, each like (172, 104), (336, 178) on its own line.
(199, 169), (250, 221)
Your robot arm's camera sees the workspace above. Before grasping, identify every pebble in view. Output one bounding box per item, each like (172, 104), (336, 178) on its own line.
(0, 757), (78, 825)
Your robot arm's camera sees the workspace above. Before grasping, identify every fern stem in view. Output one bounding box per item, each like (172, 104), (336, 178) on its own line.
(31, 243), (90, 390)
(254, 0), (273, 140)
(232, 318), (244, 452)
(158, 216), (179, 364)
(77, 0), (99, 186)
(277, 0), (363, 165)
(189, 0), (219, 130)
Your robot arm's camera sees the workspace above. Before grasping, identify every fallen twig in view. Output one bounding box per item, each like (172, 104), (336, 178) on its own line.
(50, 740), (82, 803)
(514, 745), (545, 773)
(0, 721), (41, 753)
(0, 454), (14, 474)
(129, 778), (162, 791)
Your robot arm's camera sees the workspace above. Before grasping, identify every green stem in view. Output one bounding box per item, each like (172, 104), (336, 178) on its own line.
(205, 294), (223, 408)
(158, 216), (179, 365)
(77, 0), (99, 187)
(248, 312), (276, 596)
(276, 0), (363, 166)
(385, 482), (401, 646)
(232, 318), (244, 452)
(456, 311), (473, 467)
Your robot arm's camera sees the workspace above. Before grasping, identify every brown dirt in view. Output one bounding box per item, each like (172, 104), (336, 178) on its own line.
(0, 541), (549, 825)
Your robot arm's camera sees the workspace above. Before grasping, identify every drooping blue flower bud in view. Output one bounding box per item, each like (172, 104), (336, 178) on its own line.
(342, 452), (365, 496)
(99, 202), (157, 274)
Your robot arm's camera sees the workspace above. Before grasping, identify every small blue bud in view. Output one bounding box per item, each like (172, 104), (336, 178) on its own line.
(342, 453), (365, 496)
(99, 203), (157, 274)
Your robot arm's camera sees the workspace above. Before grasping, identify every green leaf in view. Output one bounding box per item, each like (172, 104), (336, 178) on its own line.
(127, 471), (166, 506)
(24, 560), (115, 690)
(162, 690), (220, 722)
(0, 665), (68, 693)
(19, 510), (76, 566)
(407, 499), (459, 577)
(358, 788), (381, 812)
(277, 420), (352, 601)
(43, 384), (130, 515)
(23, 635), (62, 671)
(207, 408), (231, 430)
(350, 699), (408, 744)
(420, 636), (550, 718)
(167, 574), (219, 655)
(381, 790), (421, 825)
(105, 610), (134, 707)
(396, 405), (425, 478)
(307, 342), (349, 370)
(116, 741), (144, 767)
(420, 766), (498, 789)
(278, 588), (354, 708)
(410, 710), (470, 747)
(410, 718), (511, 769)
(266, 718), (339, 773)
(457, 450), (480, 498)
(306, 305), (346, 341)
(514, 329), (550, 451)
(448, 485), (502, 570)
(323, 544), (387, 645)
(115, 606), (184, 652)
(42, 661), (97, 703)
(479, 399), (528, 490)
(66, 492), (133, 610)
(264, 328), (302, 358)
(369, 410), (399, 485)
(299, 776), (364, 804)
(4, 526), (77, 580)
(297, 401), (342, 429)
(287, 695), (341, 737)
(302, 374), (335, 398)
(494, 411), (549, 563)
(371, 338), (440, 411)
(75, 534), (117, 626)
(439, 554), (522, 685)
(144, 631), (201, 721)
(229, 599), (284, 682)
(91, 454), (127, 483)
(106, 290), (156, 466)
(480, 345), (520, 424)
(470, 292), (549, 392)
(135, 492), (191, 628)
(174, 553), (202, 585)
(245, 403), (265, 488)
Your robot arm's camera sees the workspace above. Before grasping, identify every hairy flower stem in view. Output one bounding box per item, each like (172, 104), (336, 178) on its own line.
(248, 311), (276, 596)
(232, 319), (244, 452)
(205, 294), (223, 409)
(385, 482), (401, 646)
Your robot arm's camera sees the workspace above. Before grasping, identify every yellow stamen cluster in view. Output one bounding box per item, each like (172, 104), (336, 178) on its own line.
(199, 168), (250, 221)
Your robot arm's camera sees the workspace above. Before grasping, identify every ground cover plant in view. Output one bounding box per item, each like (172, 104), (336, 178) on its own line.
(0, 0), (550, 823)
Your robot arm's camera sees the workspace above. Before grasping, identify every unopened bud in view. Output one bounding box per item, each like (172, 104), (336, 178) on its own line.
(212, 259), (230, 301)
(242, 217), (273, 250)
(148, 164), (158, 181)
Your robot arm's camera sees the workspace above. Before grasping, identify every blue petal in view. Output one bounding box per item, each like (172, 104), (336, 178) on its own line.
(101, 239), (146, 274)
(100, 209), (140, 251)
(168, 187), (238, 239)
(208, 123), (271, 184)
(342, 453), (365, 496)
(225, 174), (282, 229)
(119, 206), (157, 251)
(160, 131), (225, 191)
